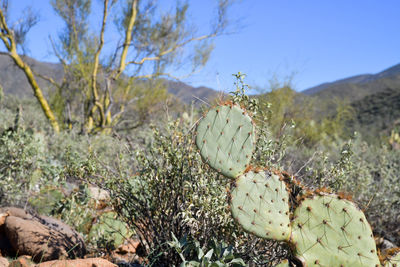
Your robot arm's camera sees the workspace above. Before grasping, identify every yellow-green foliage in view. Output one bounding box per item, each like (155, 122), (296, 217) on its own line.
(257, 86), (354, 146)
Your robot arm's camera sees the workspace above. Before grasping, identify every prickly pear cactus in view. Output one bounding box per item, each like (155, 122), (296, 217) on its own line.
(291, 194), (380, 267)
(274, 259), (289, 267)
(89, 211), (130, 248)
(384, 249), (400, 267)
(230, 169), (291, 241)
(195, 104), (255, 179)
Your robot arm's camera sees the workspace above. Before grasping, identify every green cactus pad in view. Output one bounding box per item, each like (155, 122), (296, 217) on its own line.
(274, 259), (289, 267)
(89, 211), (130, 248)
(230, 170), (291, 241)
(291, 194), (380, 267)
(384, 250), (400, 267)
(195, 104), (255, 179)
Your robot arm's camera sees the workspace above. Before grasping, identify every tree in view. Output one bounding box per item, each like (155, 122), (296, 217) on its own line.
(0, 0), (60, 132)
(48, 0), (233, 133)
(0, 0), (232, 133)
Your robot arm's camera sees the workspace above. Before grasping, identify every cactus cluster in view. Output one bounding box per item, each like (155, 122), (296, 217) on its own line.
(195, 103), (396, 266)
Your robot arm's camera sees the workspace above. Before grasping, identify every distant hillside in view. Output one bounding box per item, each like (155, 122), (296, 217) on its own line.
(303, 63), (400, 102)
(0, 52), (63, 97)
(303, 63), (400, 140)
(165, 80), (223, 105)
(0, 53), (219, 105)
(349, 87), (400, 140)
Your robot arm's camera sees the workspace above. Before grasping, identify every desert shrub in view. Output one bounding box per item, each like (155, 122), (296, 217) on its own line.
(96, 119), (238, 265)
(285, 133), (400, 244)
(168, 233), (245, 266)
(341, 140), (400, 244)
(0, 127), (60, 206)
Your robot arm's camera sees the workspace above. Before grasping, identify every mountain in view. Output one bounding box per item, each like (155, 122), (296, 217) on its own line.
(0, 52), (219, 105)
(302, 63), (400, 103)
(350, 87), (400, 132)
(0, 52), (63, 97)
(166, 80), (223, 105)
(303, 63), (400, 140)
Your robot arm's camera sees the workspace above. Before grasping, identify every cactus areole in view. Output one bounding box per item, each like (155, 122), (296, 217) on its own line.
(195, 104), (256, 179)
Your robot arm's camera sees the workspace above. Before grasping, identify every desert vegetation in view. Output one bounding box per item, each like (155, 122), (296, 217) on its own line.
(0, 73), (400, 266)
(0, 0), (400, 266)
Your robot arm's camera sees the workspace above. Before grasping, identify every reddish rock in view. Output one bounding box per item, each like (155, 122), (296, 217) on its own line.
(111, 239), (143, 264)
(9, 255), (35, 267)
(36, 258), (117, 267)
(1, 207), (86, 262)
(116, 239), (141, 254)
(0, 208), (32, 220)
(0, 256), (8, 267)
(6, 216), (68, 262)
(0, 213), (8, 226)
(0, 212), (13, 256)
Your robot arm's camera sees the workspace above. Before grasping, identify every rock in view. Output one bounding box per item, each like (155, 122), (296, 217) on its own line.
(34, 214), (86, 256)
(88, 186), (110, 202)
(0, 207), (32, 220)
(36, 258), (117, 267)
(111, 239), (143, 265)
(0, 230), (12, 257)
(116, 240), (141, 254)
(0, 256), (8, 267)
(1, 207), (86, 262)
(0, 213), (8, 226)
(6, 216), (68, 262)
(9, 255), (35, 267)
(88, 186), (110, 210)
(0, 212), (13, 256)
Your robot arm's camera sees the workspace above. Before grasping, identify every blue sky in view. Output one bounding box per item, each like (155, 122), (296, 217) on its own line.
(4, 0), (400, 92)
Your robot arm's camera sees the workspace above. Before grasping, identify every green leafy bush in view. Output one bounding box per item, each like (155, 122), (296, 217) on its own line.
(0, 128), (58, 206)
(168, 233), (245, 266)
(98, 119), (237, 265)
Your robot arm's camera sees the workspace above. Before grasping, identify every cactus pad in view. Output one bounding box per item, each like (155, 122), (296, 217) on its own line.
(230, 170), (291, 241)
(195, 104), (255, 179)
(384, 249), (400, 267)
(89, 211), (130, 248)
(274, 259), (289, 267)
(291, 194), (380, 267)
